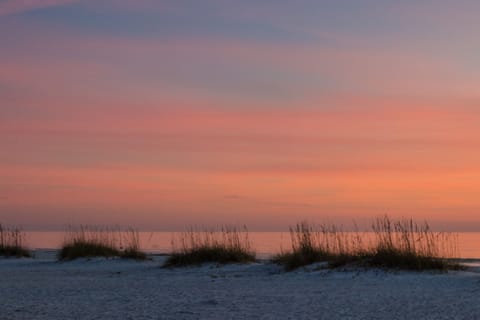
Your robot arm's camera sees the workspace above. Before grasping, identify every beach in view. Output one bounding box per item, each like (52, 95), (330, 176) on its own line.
(1, 251), (480, 320)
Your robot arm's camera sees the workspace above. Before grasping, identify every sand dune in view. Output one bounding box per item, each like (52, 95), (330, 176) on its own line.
(1, 251), (480, 320)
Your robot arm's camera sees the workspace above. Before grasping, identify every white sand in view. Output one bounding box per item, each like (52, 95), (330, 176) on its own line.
(1, 251), (480, 319)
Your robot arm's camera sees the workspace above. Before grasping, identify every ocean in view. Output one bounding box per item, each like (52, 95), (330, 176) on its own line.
(23, 231), (480, 259)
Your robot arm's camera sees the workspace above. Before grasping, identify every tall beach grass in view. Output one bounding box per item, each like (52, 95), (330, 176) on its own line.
(274, 216), (460, 271)
(58, 225), (147, 260)
(164, 225), (256, 267)
(0, 224), (30, 258)
(368, 216), (459, 270)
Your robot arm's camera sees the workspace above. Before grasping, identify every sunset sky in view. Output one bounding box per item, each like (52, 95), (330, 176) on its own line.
(2, 0), (480, 230)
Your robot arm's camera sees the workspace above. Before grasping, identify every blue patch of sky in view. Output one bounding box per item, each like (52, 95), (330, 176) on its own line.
(17, 2), (318, 45)
(10, 0), (475, 49)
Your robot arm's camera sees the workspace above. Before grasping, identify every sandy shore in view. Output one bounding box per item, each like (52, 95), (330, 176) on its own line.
(1, 251), (480, 319)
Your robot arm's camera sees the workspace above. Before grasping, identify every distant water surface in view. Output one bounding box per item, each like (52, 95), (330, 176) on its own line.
(24, 231), (480, 259)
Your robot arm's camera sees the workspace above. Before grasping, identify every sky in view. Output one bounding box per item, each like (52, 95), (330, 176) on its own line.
(2, 0), (480, 230)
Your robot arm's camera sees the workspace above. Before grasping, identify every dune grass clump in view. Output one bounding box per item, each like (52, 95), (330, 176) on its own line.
(366, 216), (460, 271)
(163, 225), (256, 267)
(58, 225), (146, 261)
(0, 224), (31, 258)
(273, 221), (363, 271)
(274, 216), (461, 271)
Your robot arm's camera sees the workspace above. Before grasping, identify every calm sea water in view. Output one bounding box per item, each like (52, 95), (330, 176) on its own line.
(23, 231), (480, 259)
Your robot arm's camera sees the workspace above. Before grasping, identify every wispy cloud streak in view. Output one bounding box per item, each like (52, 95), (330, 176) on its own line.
(0, 0), (77, 16)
